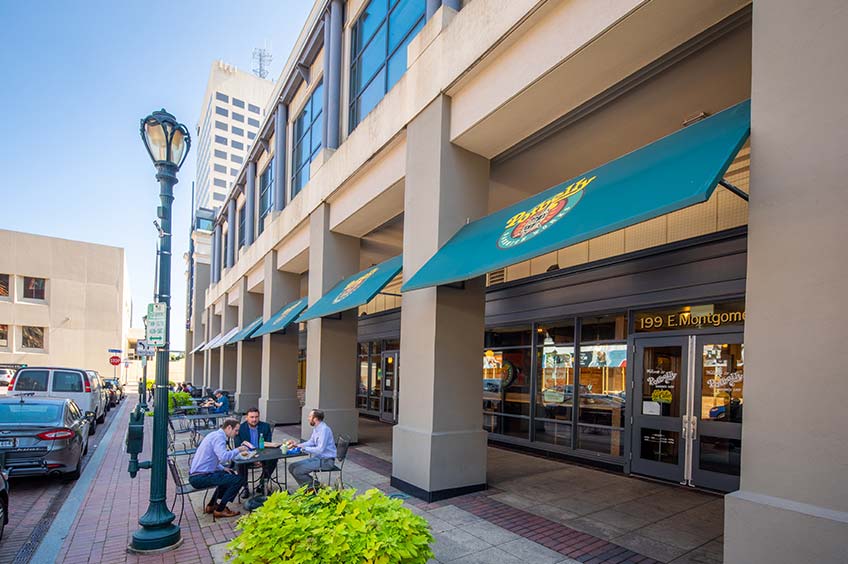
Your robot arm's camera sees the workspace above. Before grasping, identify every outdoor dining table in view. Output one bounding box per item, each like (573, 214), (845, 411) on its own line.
(233, 447), (308, 510)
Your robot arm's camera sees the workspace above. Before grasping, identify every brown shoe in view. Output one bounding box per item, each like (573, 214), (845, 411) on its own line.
(204, 502), (216, 514)
(213, 507), (240, 518)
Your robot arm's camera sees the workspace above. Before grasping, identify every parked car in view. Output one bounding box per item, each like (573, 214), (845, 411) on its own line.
(0, 369), (14, 387)
(0, 463), (7, 541)
(102, 381), (118, 408)
(103, 378), (124, 404)
(0, 396), (92, 480)
(8, 368), (105, 434)
(87, 371), (110, 416)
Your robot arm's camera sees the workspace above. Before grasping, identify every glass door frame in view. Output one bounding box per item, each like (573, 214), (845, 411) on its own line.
(380, 349), (399, 424)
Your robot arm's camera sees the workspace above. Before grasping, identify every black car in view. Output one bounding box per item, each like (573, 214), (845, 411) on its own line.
(103, 379), (124, 404)
(0, 395), (93, 480)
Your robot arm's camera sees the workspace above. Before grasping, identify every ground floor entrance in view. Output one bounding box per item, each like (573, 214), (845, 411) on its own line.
(631, 333), (743, 492)
(357, 340), (400, 424)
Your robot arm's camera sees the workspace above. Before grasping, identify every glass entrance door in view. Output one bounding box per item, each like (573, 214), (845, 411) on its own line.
(631, 334), (743, 491)
(631, 337), (689, 483)
(380, 352), (398, 424)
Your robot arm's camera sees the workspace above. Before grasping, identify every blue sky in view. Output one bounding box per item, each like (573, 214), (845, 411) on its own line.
(0, 1), (312, 349)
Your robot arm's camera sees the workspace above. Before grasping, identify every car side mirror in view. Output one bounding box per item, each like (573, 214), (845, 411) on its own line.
(85, 411), (96, 420)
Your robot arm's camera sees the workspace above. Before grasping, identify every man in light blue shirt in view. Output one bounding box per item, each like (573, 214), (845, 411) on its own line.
(189, 418), (250, 518)
(288, 409), (337, 488)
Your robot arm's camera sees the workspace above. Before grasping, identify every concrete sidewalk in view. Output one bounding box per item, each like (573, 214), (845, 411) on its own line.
(46, 402), (670, 564)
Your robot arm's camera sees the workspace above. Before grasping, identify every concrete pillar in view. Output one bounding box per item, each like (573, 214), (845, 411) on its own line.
(219, 301), (238, 394)
(226, 200), (236, 269)
(724, 2), (848, 563)
(302, 203), (360, 442)
(245, 161), (257, 246)
(205, 308), (221, 390)
(190, 261), (209, 386)
(323, 0), (342, 149)
(392, 95), (490, 501)
(211, 225), (221, 283)
(235, 277), (263, 412)
(273, 103), (288, 212)
(259, 251), (301, 424)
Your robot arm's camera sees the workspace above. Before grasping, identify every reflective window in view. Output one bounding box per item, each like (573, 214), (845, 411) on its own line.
(238, 206), (246, 249)
(701, 343), (743, 423)
(291, 82), (323, 198)
(233, 112), (245, 123)
(349, 0), (425, 130)
(215, 135), (227, 145)
(232, 140), (244, 150)
(215, 121), (227, 131)
(213, 178), (227, 188)
(215, 106), (228, 117)
(52, 371), (83, 392)
(232, 126), (244, 136)
(214, 149), (227, 159)
(699, 436), (741, 475)
(482, 348), (531, 439)
(641, 428), (679, 464)
(0, 324), (7, 347)
(231, 155), (243, 164)
(258, 161), (274, 235)
(0, 274), (8, 297)
(15, 369), (48, 391)
(248, 132), (256, 140)
(215, 92), (229, 103)
(357, 343), (369, 409)
(484, 325), (532, 348)
(233, 98), (245, 108)
(23, 277), (46, 300)
(248, 117), (260, 127)
(248, 103), (260, 114)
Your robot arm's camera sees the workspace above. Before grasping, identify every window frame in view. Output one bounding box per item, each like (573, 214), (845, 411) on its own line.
(290, 81), (324, 199)
(20, 325), (46, 352)
(238, 205), (246, 249)
(258, 160), (274, 235)
(0, 273), (10, 300)
(22, 276), (46, 301)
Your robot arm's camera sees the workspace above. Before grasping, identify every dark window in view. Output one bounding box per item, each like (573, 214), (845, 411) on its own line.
(15, 369), (48, 391)
(291, 82), (324, 198)
(258, 161), (274, 235)
(248, 103), (260, 114)
(233, 98), (245, 108)
(23, 277), (45, 300)
(214, 149), (227, 159)
(232, 140), (244, 150)
(484, 325), (532, 348)
(238, 206), (246, 249)
(247, 132), (256, 140)
(232, 112), (245, 123)
(232, 126), (244, 136)
(215, 135), (227, 145)
(230, 168), (239, 176)
(213, 178), (227, 188)
(52, 370), (83, 392)
(215, 106), (228, 117)
(215, 121), (227, 131)
(0, 273), (8, 297)
(213, 193), (226, 202)
(215, 92), (229, 103)
(0, 324), (7, 347)
(231, 155), (243, 164)
(0, 403), (62, 424)
(349, 0), (425, 130)
(248, 117), (260, 127)
(214, 164), (227, 173)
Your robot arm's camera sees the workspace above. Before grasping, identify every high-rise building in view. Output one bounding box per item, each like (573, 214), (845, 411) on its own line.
(195, 61), (274, 213)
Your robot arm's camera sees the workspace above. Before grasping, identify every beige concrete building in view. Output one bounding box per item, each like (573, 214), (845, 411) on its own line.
(0, 229), (131, 379)
(185, 1), (848, 562)
(195, 61), (275, 214)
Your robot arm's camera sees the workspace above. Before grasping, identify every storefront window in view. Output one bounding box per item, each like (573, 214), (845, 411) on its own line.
(483, 344), (532, 439)
(581, 313), (626, 341)
(534, 320), (575, 448)
(701, 343), (743, 423)
(485, 325), (532, 348)
(357, 343), (369, 409)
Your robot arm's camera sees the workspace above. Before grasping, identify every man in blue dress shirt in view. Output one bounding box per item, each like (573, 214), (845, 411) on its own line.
(236, 407), (276, 498)
(189, 417), (250, 518)
(288, 409), (337, 488)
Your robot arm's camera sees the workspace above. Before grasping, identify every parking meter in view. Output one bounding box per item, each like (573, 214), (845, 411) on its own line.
(126, 407), (145, 477)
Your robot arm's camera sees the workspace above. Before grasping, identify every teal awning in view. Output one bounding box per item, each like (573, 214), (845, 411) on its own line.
(252, 298), (308, 338)
(297, 255), (403, 322)
(226, 316), (263, 345)
(402, 100), (751, 292)
(212, 326), (240, 349)
(201, 333), (222, 351)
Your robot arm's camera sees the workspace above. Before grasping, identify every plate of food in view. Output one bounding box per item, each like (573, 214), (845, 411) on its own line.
(239, 450), (257, 459)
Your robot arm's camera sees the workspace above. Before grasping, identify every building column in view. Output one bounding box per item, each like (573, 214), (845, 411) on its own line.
(273, 103), (288, 212)
(211, 225), (221, 283)
(226, 200), (236, 269)
(392, 95), (490, 501)
(190, 261), (209, 386)
(235, 277), (263, 412)
(245, 161), (257, 246)
(259, 251), (301, 424)
(205, 307), (221, 391)
(322, 0), (343, 149)
(302, 203), (360, 442)
(724, 2), (848, 563)
(219, 300), (238, 393)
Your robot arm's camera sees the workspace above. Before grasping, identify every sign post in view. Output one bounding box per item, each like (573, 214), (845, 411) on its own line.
(146, 303), (167, 347)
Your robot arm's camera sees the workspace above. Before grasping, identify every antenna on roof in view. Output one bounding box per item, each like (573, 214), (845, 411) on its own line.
(252, 45), (272, 79)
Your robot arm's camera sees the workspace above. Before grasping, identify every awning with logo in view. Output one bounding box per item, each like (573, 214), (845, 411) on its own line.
(297, 255), (403, 322)
(252, 298), (309, 338)
(226, 317), (263, 345)
(402, 100), (751, 292)
(188, 341), (206, 355)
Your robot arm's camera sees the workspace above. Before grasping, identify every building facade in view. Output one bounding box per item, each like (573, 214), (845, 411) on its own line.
(0, 229), (131, 378)
(195, 61), (275, 214)
(186, 1), (848, 562)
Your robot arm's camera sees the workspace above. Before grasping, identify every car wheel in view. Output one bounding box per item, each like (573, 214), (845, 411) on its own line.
(88, 418), (97, 436)
(65, 456), (82, 481)
(83, 439), (89, 456)
(0, 496), (6, 541)
(97, 409), (106, 424)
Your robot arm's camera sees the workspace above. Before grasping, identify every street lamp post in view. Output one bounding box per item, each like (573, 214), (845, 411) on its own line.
(131, 109), (190, 552)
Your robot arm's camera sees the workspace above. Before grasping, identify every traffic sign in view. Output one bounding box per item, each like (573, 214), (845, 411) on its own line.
(136, 339), (156, 357)
(146, 303), (167, 347)
(108, 348), (123, 354)
(109, 355), (121, 366)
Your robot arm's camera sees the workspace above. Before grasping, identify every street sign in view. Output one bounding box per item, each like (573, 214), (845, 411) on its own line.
(146, 303), (167, 347)
(109, 355), (121, 366)
(136, 339), (156, 357)
(108, 348), (122, 354)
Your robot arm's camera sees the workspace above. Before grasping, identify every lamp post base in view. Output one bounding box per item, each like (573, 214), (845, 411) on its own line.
(129, 525), (181, 552)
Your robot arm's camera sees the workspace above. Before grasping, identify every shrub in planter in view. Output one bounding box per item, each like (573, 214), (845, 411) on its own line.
(227, 487), (433, 563)
(145, 390), (193, 416)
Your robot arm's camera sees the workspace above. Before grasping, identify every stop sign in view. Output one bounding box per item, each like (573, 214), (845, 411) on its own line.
(109, 355), (121, 366)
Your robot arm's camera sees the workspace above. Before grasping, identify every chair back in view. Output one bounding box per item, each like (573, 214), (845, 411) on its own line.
(167, 458), (186, 487)
(336, 435), (350, 462)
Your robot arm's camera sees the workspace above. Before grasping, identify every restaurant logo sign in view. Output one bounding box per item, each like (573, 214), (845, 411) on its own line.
(276, 299), (304, 325)
(333, 268), (378, 304)
(497, 176), (596, 249)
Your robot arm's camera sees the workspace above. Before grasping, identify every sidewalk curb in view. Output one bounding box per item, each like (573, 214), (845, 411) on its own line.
(30, 399), (128, 563)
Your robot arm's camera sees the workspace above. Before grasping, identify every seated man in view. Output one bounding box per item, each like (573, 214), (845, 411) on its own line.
(288, 409), (337, 488)
(188, 418), (251, 518)
(237, 407), (276, 498)
(202, 389), (230, 413)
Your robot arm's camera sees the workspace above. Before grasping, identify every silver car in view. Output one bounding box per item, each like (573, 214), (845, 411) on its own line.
(0, 395), (92, 480)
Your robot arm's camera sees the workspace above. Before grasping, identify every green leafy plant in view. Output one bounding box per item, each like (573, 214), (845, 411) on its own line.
(227, 487), (433, 564)
(145, 390), (193, 416)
